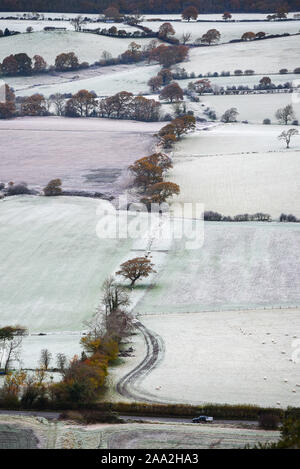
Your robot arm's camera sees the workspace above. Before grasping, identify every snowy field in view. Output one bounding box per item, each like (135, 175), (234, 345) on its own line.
(168, 124), (300, 218)
(143, 18), (300, 44)
(0, 117), (161, 194)
(135, 221), (300, 314)
(199, 93), (300, 123)
(5, 62), (161, 98)
(0, 196), (140, 332)
(0, 31), (157, 64)
(184, 35), (300, 75)
(140, 309), (300, 407)
(175, 73), (300, 91)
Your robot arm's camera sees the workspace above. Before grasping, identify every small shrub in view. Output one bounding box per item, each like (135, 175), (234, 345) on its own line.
(43, 178), (62, 196)
(7, 182), (30, 195)
(263, 118), (271, 125)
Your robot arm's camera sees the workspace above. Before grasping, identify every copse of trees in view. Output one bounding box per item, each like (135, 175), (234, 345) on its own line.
(158, 115), (196, 149)
(0, 84), (16, 119)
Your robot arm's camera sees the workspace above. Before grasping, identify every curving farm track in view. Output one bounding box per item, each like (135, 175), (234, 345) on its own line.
(116, 320), (165, 403)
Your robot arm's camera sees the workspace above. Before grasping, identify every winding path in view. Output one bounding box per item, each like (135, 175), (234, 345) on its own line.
(116, 320), (165, 403)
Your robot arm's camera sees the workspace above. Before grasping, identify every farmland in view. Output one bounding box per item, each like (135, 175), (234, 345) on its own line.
(0, 117), (161, 194)
(0, 7), (300, 439)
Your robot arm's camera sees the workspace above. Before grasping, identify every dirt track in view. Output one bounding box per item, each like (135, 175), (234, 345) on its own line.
(116, 320), (165, 402)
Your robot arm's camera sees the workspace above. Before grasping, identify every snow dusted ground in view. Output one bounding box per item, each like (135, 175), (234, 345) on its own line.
(140, 309), (300, 407)
(5, 62), (161, 98)
(0, 116), (161, 194)
(184, 35), (300, 75)
(0, 30), (157, 64)
(135, 221), (300, 314)
(168, 124), (300, 218)
(0, 196), (153, 334)
(174, 73), (300, 92)
(198, 93), (300, 123)
(143, 19), (300, 44)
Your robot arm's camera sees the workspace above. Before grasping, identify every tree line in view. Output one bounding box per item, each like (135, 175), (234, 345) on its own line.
(0, 0), (298, 15)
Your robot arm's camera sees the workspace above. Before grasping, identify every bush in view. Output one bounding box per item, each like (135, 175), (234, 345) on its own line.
(60, 409), (122, 424)
(263, 118), (271, 125)
(259, 413), (280, 430)
(7, 182), (30, 195)
(43, 179), (62, 196)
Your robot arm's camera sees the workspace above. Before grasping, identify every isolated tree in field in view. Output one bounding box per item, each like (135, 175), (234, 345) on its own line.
(70, 15), (86, 31)
(43, 178), (62, 196)
(223, 12), (232, 21)
(158, 22), (175, 39)
(275, 104), (295, 125)
(278, 128), (299, 148)
(182, 6), (198, 22)
(117, 257), (156, 287)
(39, 349), (52, 370)
(181, 32), (192, 44)
(221, 107), (239, 123)
(241, 31), (256, 41)
(201, 29), (221, 45)
(159, 82), (183, 102)
(0, 326), (27, 374)
(259, 76), (272, 87)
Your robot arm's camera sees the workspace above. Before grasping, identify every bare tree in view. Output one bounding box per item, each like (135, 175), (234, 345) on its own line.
(181, 32), (192, 44)
(39, 348), (52, 370)
(0, 326), (27, 374)
(278, 128), (299, 148)
(56, 353), (67, 373)
(50, 93), (65, 116)
(275, 104), (295, 125)
(70, 15), (86, 32)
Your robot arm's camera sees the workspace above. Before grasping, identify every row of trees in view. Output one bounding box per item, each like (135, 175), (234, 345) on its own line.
(0, 88), (162, 122)
(0, 0), (296, 15)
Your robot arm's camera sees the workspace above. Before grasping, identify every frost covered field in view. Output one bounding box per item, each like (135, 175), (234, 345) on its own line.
(200, 94), (300, 124)
(0, 31), (156, 64)
(135, 222), (300, 314)
(140, 309), (300, 407)
(143, 18), (300, 44)
(0, 117), (161, 194)
(168, 124), (300, 218)
(184, 35), (300, 75)
(0, 196), (137, 332)
(6, 62), (161, 98)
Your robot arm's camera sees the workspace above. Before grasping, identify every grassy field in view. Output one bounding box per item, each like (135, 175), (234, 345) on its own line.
(168, 124), (300, 218)
(0, 117), (161, 194)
